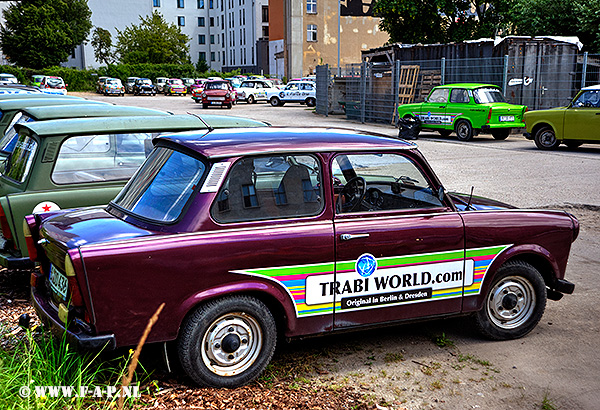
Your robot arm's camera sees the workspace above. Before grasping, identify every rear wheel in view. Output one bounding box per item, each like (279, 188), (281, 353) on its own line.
(247, 95), (255, 104)
(270, 96), (281, 107)
(178, 295), (277, 387)
(534, 126), (559, 150)
(491, 129), (510, 140)
(475, 261), (546, 340)
(226, 103), (232, 109)
(438, 129), (452, 138)
(202, 104), (209, 109)
(306, 97), (316, 107)
(455, 120), (473, 141)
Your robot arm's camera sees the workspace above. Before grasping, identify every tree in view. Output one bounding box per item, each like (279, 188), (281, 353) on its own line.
(116, 11), (190, 65)
(91, 27), (115, 66)
(373, 0), (511, 44)
(0, 0), (92, 69)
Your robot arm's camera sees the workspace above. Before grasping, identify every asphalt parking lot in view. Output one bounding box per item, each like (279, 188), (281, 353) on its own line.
(75, 92), (600, 409)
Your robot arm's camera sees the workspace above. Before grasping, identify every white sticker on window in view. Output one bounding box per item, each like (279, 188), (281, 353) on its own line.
(201, 162), (232, 193)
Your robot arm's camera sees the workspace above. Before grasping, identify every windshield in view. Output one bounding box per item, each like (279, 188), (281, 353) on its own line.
(170, 79), (183, 85)
(45, 77), (64, 88)
(206, 82), (229, 90)
(473, 88), (505, 104)
(4, 134), (37, 183)
(0, 113), (33, 153)
(112, 147), (206, 222)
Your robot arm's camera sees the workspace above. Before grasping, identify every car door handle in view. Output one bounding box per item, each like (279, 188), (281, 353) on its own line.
(340, 233), (370, 241)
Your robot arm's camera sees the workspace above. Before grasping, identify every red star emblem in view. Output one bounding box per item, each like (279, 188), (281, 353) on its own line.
(42, 204), (51, 212)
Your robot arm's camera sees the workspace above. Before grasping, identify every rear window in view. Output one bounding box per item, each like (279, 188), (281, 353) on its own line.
(473, 88), (505, 104)
(52, 133), (154, 184)
(3, 134), (37, 183)
(0, 113), (34, 153)
(112, 147), (206, 222)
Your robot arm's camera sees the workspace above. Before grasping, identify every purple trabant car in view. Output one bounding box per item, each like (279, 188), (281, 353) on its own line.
(27, 128), (578, 388)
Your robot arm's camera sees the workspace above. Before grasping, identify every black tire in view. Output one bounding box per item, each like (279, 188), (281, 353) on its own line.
(247, 95), (255, 104)
(270, 96), (281, 107)
(202, 103), (209, 109)
(177, 295), (277, 388)
(306, 97), (316, 107)
(455, 120), (473, 141)
(226, 103), (232, 109)
(491, 129), (510, 140)
(475, 261), (546, 340)
(438, 129), (452, 138)
(564, 140), (582, 149)
(534, 126), (559, 150)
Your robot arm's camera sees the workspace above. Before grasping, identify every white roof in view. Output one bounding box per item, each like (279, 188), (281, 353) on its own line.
(582, 85), (600, 91)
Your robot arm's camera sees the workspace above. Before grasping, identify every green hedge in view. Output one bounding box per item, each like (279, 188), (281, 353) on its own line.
(0, 64), (249, 92)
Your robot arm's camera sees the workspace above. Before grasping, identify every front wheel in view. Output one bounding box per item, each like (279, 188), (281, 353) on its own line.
(534, 126), (559, 150)
(475, 261), (546, 340)
(306, 97), (316, 107)
(247, 95), (255, 104)
(178, 295), (277, 388)
(491, 129), (510, 140)
(270, 96), (281, 107)
(455, 120), (473, 141)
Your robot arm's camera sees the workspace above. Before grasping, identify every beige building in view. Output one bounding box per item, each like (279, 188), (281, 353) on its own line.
(271, 0), (388, 79)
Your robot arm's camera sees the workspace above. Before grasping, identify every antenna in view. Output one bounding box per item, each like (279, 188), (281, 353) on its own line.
(187, 112), (214, 132)
(466, 186), (475, 211)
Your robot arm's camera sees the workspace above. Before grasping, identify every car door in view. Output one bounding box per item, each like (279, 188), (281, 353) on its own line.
(445, 88), (471, 130)
(563, 90), (600, 141)
(329, 152), (466, 329)
(419, 88), (450, 131)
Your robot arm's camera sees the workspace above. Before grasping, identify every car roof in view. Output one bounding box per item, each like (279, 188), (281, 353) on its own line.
(581, 85), (600, 91)
(0, 98), (102, 110)
(158, 127), (415, 159)
(15, 114), (267, 137)
(434, 83), (500, 90)
(22, 104), (169, 120)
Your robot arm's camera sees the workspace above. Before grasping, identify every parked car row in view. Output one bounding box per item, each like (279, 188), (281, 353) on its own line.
(0, 74), (69, 95)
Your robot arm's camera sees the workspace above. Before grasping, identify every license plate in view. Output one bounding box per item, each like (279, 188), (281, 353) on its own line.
(49, 265), (68, 300)
(208, 97), (225, 101)
(210, 101), (222, 105)
(499, 115), (514, 122)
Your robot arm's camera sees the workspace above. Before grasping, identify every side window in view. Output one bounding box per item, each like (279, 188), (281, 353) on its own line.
(52, 133), (153, 184)
(427, 88), (449, 103)
(573, 90), (600, 108)
(450, 88), (469, 103)
(332, 153), (444, 214)
(211, 154), (323, 223)
(300, 83), (314, 91)
(286, 83), (299, 91)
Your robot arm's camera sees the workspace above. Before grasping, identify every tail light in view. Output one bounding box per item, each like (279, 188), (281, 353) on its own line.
(23, 218), (38, 261)
(522, 107), (528, 122)
(65, 254), (83, 307)
(486, 107), (492, 124)
(0, 203), (13, 241)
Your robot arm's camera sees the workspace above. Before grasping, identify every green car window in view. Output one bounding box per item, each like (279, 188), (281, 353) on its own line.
(428, 88), (449, 103)
(473, 88), (505, 104)
(573, 90), (600, 108)
(4, 134), (37, 184)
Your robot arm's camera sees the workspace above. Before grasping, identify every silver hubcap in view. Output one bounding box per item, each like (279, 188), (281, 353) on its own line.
(539, 130), (556, 147)
(457, 123), (469, 138)
(486, 276), (535, 329)
(201, 312), (262, 376)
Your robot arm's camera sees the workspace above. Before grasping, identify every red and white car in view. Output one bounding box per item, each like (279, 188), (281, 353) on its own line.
(200, 80), (235, 109)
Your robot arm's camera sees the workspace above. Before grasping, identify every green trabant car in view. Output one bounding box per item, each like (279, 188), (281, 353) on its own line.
(524, 85), (600, 150)
(397, 83), (527, 141)
(0, 114), (268, 268)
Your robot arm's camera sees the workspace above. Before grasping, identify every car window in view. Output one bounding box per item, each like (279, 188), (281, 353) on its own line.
(3, 134), (37, 184)
(332, 153), (443, 214)
(300, 83), (314, 91)
(52, 133), (153, 184)
(0, 113), (34, 153)
(472, 88), (505, 104)
(241, 82), (254, 88)
(286, 83), (299, 91)
(572, 90), (600, 108)
(211, 154), (323, 223)
(112, 147), (206, 222)
(427, 88), (449, 103)
(450, 88), (469, 103)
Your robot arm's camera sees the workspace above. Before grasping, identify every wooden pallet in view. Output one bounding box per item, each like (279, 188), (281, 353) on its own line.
(417, 70), (442, 101)
(398, 65), (420, 104)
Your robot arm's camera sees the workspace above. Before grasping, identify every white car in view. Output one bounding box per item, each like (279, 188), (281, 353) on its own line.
(267, 81), (316, 107)
(237, 80), (278, 104)
(0, 73), (18, 85)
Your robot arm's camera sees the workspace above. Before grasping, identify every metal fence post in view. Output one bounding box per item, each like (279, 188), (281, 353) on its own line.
(502, 55), (509, 97)
(440, 57), (445, 85)
(360, 61), (367, 123)
(581, 52), (588, 89)
(393, 60), (401, 125)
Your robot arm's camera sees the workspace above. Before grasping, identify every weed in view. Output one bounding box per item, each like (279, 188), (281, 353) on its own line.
(404, 371), (411, 378)
(433, 332), (455, 348)
(452, 378), (461, 384)
(421, 367), (434, 376)
(541, 393), (557, 410)
(384, 352), (404, 363)
(501, 382), (512, 388)
(380, 370), (387, 378)
(430, 380), (443, 390)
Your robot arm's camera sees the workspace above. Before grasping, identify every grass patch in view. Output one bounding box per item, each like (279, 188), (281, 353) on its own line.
(433, 333), (455, 348)
(541, 393), (557, 410)
(383, 352), (404, 363)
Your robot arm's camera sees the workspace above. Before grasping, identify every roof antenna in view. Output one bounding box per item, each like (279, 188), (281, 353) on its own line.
(187, 112), (214, 132)
(466, 186), (475, 211)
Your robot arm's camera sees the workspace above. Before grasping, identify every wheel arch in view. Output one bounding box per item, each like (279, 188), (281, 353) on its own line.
(530, 122), (558, 141)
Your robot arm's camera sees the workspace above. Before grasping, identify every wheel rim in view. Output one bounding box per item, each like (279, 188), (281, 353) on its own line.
(486, 276), (536, 329)
(538, 130), (556, 147)
(201, 312), (263, 376)
(457, 123), (469, 139)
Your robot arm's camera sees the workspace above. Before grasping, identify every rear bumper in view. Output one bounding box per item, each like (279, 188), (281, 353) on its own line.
(553, 278), (575, 294)
(32, 286), (116, 351)
(524, 132), (533, 140)
(0, 250), (34, 269)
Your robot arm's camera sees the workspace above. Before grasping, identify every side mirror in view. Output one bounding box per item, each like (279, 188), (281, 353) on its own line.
(437, 186), (445, 202)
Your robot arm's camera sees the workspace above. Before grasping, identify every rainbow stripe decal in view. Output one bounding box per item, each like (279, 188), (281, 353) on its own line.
(232, 245), (510, 317)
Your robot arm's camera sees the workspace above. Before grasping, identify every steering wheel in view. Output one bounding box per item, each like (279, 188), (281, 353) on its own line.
(337, 176), (367, 213)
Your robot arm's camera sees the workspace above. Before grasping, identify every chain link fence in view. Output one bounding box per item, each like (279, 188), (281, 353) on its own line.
(317, 53), (600, 125)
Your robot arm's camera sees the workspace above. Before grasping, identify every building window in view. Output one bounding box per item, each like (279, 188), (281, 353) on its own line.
(307, 24), (317, 42)
(209, 0), (213, 8)
(210, 17), (214, 26)
(197, 0), (204, 7)
(211, 52), (215, 61)
(178, 16), (185, 26)
(199, 51), (206, 62)
(262, 5), (269, 22)
(222, 51), (225, 63)
(198, 34), (205, 44)
(221, 33), (225, 45)
(153, 0), (161, 6)
(210, 34), (215, 44)
(307, 0), (316, 14)
(198, 17), (205, 26)
(177, 0), (184, 8)
(262, 26), (269, 38)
